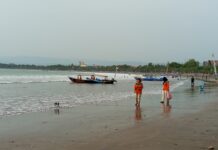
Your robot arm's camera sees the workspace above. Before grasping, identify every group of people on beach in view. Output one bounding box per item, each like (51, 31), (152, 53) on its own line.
(134, 77), (171, 106)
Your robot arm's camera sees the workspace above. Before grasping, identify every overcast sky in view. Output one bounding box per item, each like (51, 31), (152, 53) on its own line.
(0, 0), (218, 64)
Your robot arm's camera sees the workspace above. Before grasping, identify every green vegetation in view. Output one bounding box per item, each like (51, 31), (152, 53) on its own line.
(0, 59), (215, 74)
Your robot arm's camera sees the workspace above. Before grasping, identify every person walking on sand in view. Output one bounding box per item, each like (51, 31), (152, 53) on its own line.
(134, 78), (143, 106)
(161, 77), (170, 106)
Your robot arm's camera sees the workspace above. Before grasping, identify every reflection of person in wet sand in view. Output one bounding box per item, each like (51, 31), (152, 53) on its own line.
(161, 104), (172, 116)
(135, 105), (142, 121)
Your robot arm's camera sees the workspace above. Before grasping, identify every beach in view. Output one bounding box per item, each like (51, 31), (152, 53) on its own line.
(1, 104), (218, 150)
(0, 69), (218, 150)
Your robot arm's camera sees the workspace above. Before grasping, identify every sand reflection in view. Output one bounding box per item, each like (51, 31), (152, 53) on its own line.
(161, 104), (172, 117)
(135, 105), (142, 121)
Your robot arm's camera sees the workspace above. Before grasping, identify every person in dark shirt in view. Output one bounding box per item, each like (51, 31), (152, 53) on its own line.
(191, 76), (195, 88)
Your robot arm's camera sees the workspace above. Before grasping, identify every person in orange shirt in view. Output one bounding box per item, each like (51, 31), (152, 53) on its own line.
(134, 78), (143, 106)
(161, 77), (170, 106)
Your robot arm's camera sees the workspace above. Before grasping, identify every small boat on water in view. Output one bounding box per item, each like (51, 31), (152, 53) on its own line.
(135, 76), (164, 81)
(69, 75), (116, 84)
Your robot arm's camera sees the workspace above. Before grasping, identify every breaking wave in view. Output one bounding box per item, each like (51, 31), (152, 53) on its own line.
(0, 75), (69, 84)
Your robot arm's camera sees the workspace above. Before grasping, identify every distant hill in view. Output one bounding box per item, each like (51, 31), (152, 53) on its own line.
(0, 58), (214, 74)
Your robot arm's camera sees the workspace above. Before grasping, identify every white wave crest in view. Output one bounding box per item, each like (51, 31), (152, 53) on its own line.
(0, 75), (69, 84)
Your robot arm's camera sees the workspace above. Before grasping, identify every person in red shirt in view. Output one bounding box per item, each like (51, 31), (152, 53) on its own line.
(161, 77), (170, 105)
(134, 78), (143, 106)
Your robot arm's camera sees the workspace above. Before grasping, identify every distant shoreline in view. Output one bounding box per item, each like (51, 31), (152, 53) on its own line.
(0, 59), (217, 75)
(0, 63), (217, 77)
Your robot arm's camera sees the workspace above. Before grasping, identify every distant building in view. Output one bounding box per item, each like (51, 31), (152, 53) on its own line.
(93, 64), (99, 67)
(203, 60), (218, 66)
(79, 61), (87, 67)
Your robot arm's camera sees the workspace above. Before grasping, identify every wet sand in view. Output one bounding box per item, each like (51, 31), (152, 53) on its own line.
(0, 82), (218, 150)
(75, 103), (218, 150)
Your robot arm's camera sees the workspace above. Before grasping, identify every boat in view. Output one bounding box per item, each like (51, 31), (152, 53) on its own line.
(135, 76), (164, 81)
(69, 75), (116, 84)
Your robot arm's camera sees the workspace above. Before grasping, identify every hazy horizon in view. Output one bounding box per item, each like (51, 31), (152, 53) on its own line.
(0, 56), (168, 65)
(0, 0), (218, 64)
(0, 56), (212, 66)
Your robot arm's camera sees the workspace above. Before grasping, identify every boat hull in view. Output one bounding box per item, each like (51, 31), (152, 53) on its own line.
(135, 77), (163, 81)
(69, 77), (115, 84)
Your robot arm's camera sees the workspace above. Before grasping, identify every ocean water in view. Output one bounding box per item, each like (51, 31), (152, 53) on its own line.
(0, 69), (187, 117)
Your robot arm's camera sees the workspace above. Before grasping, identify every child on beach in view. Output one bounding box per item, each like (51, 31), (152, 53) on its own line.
(134, 78), (143, 106)
(161, 77), (170, 106)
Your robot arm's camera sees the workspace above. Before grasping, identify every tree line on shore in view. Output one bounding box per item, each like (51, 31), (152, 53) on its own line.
(0, 59), (215, 74)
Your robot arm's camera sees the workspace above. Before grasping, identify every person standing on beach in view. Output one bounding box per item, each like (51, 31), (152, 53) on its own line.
(191, 76), (195, 88)
(161, 77), (170, 106)
(134, 78), (143, 106)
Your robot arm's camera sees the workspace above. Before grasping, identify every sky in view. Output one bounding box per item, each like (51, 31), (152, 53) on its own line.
(0, 0), (218, 65)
